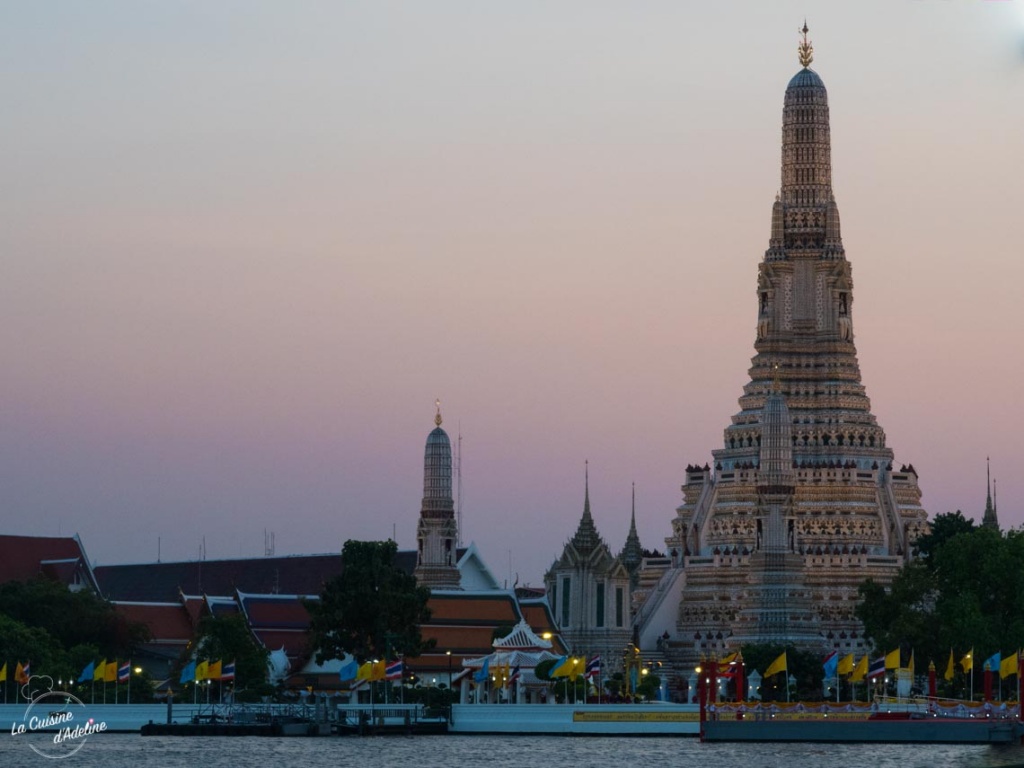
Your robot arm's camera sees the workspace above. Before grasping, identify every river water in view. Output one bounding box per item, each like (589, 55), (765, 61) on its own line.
(2, 734), (1024, 768)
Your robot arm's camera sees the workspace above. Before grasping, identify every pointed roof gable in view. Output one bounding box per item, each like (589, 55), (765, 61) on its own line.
(492, 619), (553, 651)
(453, 542), (501, 591)
(0, 534), (100, 594)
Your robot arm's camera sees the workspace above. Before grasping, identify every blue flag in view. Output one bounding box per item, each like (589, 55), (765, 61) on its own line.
(473, 657), (490, 684)
(179, 660), (196, 685)
(77, 661), (95, 683)
(984, 652), (1001, 672)
(823, 651), (838, 679)
(339, 659), (359, 681)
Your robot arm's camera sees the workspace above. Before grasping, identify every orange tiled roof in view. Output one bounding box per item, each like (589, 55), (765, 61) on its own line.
(426, 593), (520, 623)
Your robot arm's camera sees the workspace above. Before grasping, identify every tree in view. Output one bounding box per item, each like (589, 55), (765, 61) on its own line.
(0, 578), (149, 658)
(856, 524), (1024, 700)
(856, 561), (939, 664)
(635, 673), (662, 701)
(740, 644), (823, 701)
(533, 658), (557, 681)
(306, 540), (433, 664)
(0, 614), (66, 681)
(192, 613), (269, 691)
(914, 511), (975, 564)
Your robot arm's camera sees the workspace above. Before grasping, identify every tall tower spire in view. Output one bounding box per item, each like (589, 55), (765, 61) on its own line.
(621, 482), (644, 580)
(667, 29), (929, 663)
(780, 23), (832, 211)
(414, 402), (461, 589)
(982, 457), (999, 530)
(571, 460), (601, 556)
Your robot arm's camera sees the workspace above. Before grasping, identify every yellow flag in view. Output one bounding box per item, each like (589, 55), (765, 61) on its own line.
(764, 652), (787, 678)
(944, 650), (955, 681)
(105, 660), (117, 682)
(550, 657), (572, 678)
(0, 662), (6, 683)
(908, 650), (915, 676)
(371, 660), (386, 681)
(208, 660), (222, 680)
(837, 653), (854, 676)
(94, 660), (106, 681)
(850, 655), (868, 683)
(572, 657), (586, 680)
(356, 661), (373, 681)
(194, 661), (209, 682)
(15, 662), (27, 684)
(960, 649), (973, 673)
(999, 653), (1018, 680)
(884, 649), (900, 670)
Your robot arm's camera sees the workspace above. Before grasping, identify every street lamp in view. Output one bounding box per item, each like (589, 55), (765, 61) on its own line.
(446, 651), (453, 725)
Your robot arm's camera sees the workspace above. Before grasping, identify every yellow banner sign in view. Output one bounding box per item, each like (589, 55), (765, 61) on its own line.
(573, 711), (700, 723)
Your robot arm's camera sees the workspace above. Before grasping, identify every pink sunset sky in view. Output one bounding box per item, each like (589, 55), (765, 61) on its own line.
(1, 2), (1022, 587)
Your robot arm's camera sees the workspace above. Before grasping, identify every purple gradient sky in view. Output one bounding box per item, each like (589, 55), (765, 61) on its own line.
(2, 2), (1022, 588)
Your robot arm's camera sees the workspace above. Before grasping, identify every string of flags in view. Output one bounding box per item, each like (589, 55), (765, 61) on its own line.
(178, 659), (236, 684)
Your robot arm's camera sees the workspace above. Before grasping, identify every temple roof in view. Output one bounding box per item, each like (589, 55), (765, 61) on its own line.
(0, 534), (99, 593)
(94, 549), (446, 602)
(492, 619), (552, 651)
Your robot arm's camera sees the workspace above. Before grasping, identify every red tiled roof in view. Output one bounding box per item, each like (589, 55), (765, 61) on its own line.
(0, 535), (96, 590)
(113, 603), (194, 643)
(239, 596), (312, 629)
(418, 625), (500, 654)
(426, 594), (520, 623)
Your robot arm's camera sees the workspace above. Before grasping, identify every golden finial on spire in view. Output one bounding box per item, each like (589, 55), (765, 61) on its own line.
(434, 398), (442, 427)
(798, 21), (814, 68)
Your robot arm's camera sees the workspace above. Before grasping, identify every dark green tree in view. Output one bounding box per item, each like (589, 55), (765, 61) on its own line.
(635, 672), (662, 701)
(306, 540), (433, 664)
(0, 614), (67, 681)
(740, 644), (823, 701)
(533, 658), (556, 681)
(192, 613), (269, 691)
(856, 523), (1024, 700)
(0, 578), (149, 658)
(856, 561), (939, 664)
(914, 510), (975, 564)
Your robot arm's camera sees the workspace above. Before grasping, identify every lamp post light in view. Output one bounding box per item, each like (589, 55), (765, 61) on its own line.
(696, 662), (706, 742)
(446, 651), (453, 725)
